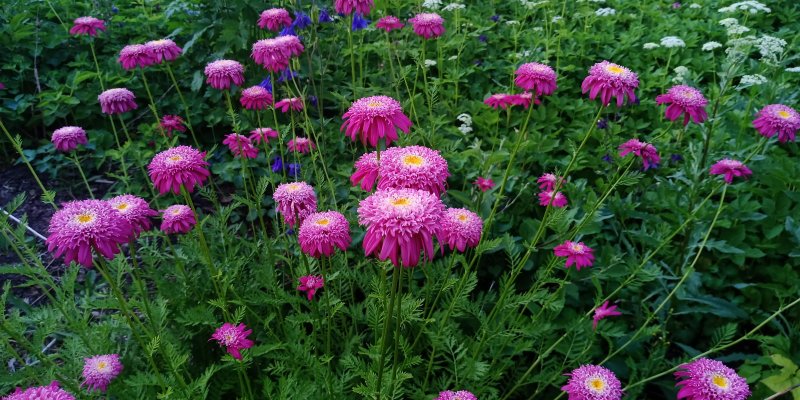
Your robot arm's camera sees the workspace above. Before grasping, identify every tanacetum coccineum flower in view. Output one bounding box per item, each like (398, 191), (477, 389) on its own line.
(98, 88), (138, 115)
(210, 323), (254, 360)
(334, 0), (374, 15)
(275, 97), (304, 112)
(537, 173), (563, 191)
(581, 60), (639, 107)
(223, 133), (259, 159)
(753, 104), (800, 143)
(674, 358), (750, 400)
(51, 126), (88, 152)
(341, 95), (413, 147)
(70, 16), (105, 37)
(258, 8), (293, 31)
(358, 188), (445, 267)
(297, 275), (324, 300)
(656, 85), (709, 125)
(377, 145), (450, 196)
(273, 182), (318, 228)
(299, 211), (352, 257)
(436, 208), (483, 252)
(118, 44), (155, 70)
(538, 190), (568, 208)
(409, 13), (445, 39)
(107, 194), (157, 238)
(160, 205), (196, 234)
(240, 86), (273, 110)
(474, 177), (495, 191)
(249, 127), (278, 144)
(592, 301), (621, 330)
(81, 354), (123, 392)
(553, 240), (595, 270)
(160, 115), (186, 136)
(148, 145), (210, 195)
(4, 381), (75, 400)
(46, 200), (132, 268)
(275, 35), (304, 57)
(709, 159), (752, 184)
(351, 151), (379, 191)
(484, 93), (517, 110)
(252, 38), (293, 72)
(376, 16), (404, 32)
(561, 365), (623, 400)
(288, 137), (315, 154)
(435, 390), (477, 400)
(204, 60), (245, 90)
(514, 62), (557, 96)
(619, 139), (660, 170)
(145, 39), (182, 63)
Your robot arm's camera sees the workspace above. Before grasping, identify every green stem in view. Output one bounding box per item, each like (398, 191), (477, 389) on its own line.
(89, 40), (106, 91)
(165, 63), (200, 147)
(375, 266), (400, 400)
(71, 152), (94, 198)
(0, 119), (55, 208)
(139, 69), (166, 138)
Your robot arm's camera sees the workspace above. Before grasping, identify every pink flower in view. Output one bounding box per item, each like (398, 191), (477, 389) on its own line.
(204, 60), (245, 90)
(46, 200), (132, 268)
(297, 275), (325, 301)
(4, 381), (75, 400)
(376, 16), (404, 32)
(273, 182), (318, 228)
(538, 190), (568, 208)
(473, 177), (495, 191)
(409, 13), (445, 39)
(118, 44), (156, 70)
(107, 194), (157, 238)
(709, 159), (752, 184)
(675, 358), (750, 400)
(510, 92), (540, 109)
(288, 137), (315, 154)
(581, 60), (639, 107)
(298, 211), (352, 258)
(537, 173), (563, 191)
(357, 188), (445, 267)
(51, 126), (88, 152)
(98, 88), (138, 115)
(160, 205), (196, 235)
(341, 95), (413, 147)
(81, 354), (123, 392)
(251, 38), (292, 72)
(240, 86), (274, 110)
(210, 323), (254, 360)
(351, 151), (380, 191)
(656, 85), (709, 126)
(275, 97), (304, 112)
(484, 93), (516, 110)
(145, 39), (182, 63)
(514, 62), (557, 96)
(618, 139), (660, 170)
(223, 133), (259, 159)
(69, 16), (105, 37)
(592, 301), (621, 330)
(274, 35), (304, 57)
(436, 208), (483, 252)
(435, 390), (477, 400)
(561, 365), (623, 400)
(753, 104), (800, 143)
(160, 115), (186, 136)
(148, 145), (210, 195)
(249, 127), (278, 144)
(334, 0), (374, 15)
(553, 240), (595, 270)
(258, 8), (293, 31)
(377, 145), (450, 196)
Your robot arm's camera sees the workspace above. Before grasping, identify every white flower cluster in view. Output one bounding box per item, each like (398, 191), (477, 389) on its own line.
(719, 18), (750, 36)
(595, 8), (616, 16)
(506, 20), (520, 25)
(702, 41), (723, 51)
(424, 59), (437, 68)
(442, 3), (465, 11)
(689, 3), (702, 8)
(422, 0), (442, 10)
(643, 42), (660, 50)
(718, 1), (771, 14)
(552, 16), (563, 23)
(736, 74), (768, 90)
(589, 0), (606, 3)
(672, 66), (690, 84)
(457, 113), (473, 134)
(661, 36), (686, 48)
(756, 35), (787, 65)
(725, 36), (756, 62)
(786, 67), (800, 73)
(520, 0), (549, 8)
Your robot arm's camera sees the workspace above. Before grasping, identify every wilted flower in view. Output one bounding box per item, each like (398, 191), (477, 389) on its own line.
(709, 159), (752, 184)
(582, 61), (639, 107)
(592, 301), (621, 329)
(297, 275), (325, 300)
(82, 354), (123, 392)
(107, 194), (157, 238)
(377, 145), (450, 196)
(553, 240), (595, 270)
(273, 182), (317, 228)
(675, 358), (750, 400)
(240, 86), (274, 110)
(46, 200), (132, 268)
(436, 208), (483, 252)
(376, 16), (404, 32)
(409, 13), (445, 39)
(656, 85), (709, 125)
(98, 88), (138, 114)
(70, 16), (106, 36)
(148, 145), (210, 195)
(618, 139), (660, 170)
(145, 39), (182, 63)
(752, 104), (799, 143)
(258, 8), (293, 31)
(341, 95), (413, 147)
(210, 323), (254, 360)
(160, 205), (196, 234)
(298, 211), (352, 257)
(561, 365), (623, 400)
(52, 126), (88, 152)
(204, 60), (245, 90)
(514, 62), (557, 96)
(223, 133), (259, 159)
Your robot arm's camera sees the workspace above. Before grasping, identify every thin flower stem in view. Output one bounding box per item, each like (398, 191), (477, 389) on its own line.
(375, 265), (401, 400)
(89, 40), (106, 91)
(139, 70), (166, 138)
(0, 118), (55, 208)
(117, 115), (158, 200)
(347, 18), (357, 100)
(499, 325), (574, 400)
(106, 115), (131, 188)
(165, 63), (200, 147)
(389, 267), (404, 395)
(44, 0), (68, 34)
(71, 152), (94, 198)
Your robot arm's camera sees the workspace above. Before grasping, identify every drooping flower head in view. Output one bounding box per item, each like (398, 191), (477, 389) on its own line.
(275, 97), (304, 112)
(553, 240), (595, 270)
(273, 182), (318, 228)
(210, 323), (254, 360)
(515, 62), (558, 96)
(204, 60), (245, 90)
(3, 381), (75, 400)
(376, 16), (404, 32)
(357, 188), (445, 267)
(70, 16), (106, 36)
(538, 190), (568, 208)
(51, 126), (88, 152)
(618, 139), (660, 170)
(81, 354), (123, 392)
(297, 275), (325, 300)
(592, 301), (621, 330)
(118, 44), (156, 70)
(561, 365), (623, 400)
(334, 0), (374, 15)
(435, 390), (478, 400)
(145, 39), (182, 63)
(251, 38), (293, 72)
(240, 86), (274, 110)
(409, 13), (445, 39)
(223, 133), (259, 159)
(288, 137), (315, 154)
(581, 61), (639, 107)
(351, 151), (379, 191)
(484, 93), (517, 110)
(107, 194), (157, 238)
(752, 104), (800, 143)
(249, 127), (279, 144)
(474, 177), (495, 192)
(160, 205), (196, 235)
(537, 173), (563, 191)
(709, 159), (752, 184)
(258, 8), (293, 31)
(298, 211), (352, 258)
(436, 208), (483, 253)
(46, 200), (132, 268)
(98, 88), (138, 115)
(674, 358), (750, 400)
(148, 145), (210, 195)
(159, 115), (186, 136)
(377, 145), (450, 196)
(341, 95), (413, 147)
(656, 85), (709, 125)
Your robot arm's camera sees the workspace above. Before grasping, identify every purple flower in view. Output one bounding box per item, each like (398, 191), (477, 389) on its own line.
(288, 163), (301, 177)
(258, 75), (273, 93)
(597, 118), (609, 129)
(478, 34), (488, 43)
(292, 11), (312, 29)
(318, 8), (333, 23)
(272, 156), (284, 172)
(490, 15), (500, 22)
(352, 13), (370, 31)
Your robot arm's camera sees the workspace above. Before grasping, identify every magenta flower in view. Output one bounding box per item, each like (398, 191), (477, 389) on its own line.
(436, 208), (483, 252)
(484, 93), (517, 110)
(537, 173), (563, 191)
(98, 88), (138, 115)
(160, 205), (196, 235)
(351, 151), (380, 191)
(358, 188), (445, 267)
(46, 200), (132, 268)
(274, 35), (304, 57)
(148, 145), (210, 195)
(107, 194), (157, 238)
(510, 92), (539, 109)
(656, 85), (709, 126)
(160, 115), (186, 136)
(514, 62), (557, 96)
(592, 301), (621, 330)
(273, 182), (318, 228)
(334, 0), (374, 15)
(145, 39), (182, 63)
(223, 133), (259, 159)
(69, 16), (105, 37)
(4, 381), (75, 400)
(258, 8), (293, 31)
(619, 139), (660, 170)
(409, 13), (445, 39)
(435, 390), (477, 400)
(81, 354), (123, 392)
(675, 358), (750, 400)
(376, 16), (404, 32)
(377, 145), (450, 196)
(341, 95), (413, 147)
(275, 97), (304, 113)
(251, 38), (293, 73)
(474, 177), (495, 192)
(51, 126), (88, 152)
(298, 211), (352, 258)
(118, 44), (156, 70)
(297, 275), (325, 301)
(204, 60), (245, 90)
(210, 323), (254, 360)
(553, 241), (595, 270)
(249, 127), (279, 144)
(752, 104), (800, 143)
(581, 60), (639, 107)
(240, 86), (274, 110)
(288, 137), (315, 154)
(538, 190), (568, 208)
(709, 159), (752, 184)
(561, 365), (623, 400)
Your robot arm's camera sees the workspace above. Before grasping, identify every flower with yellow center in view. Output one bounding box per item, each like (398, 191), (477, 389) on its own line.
(605, 64), (624, 74)
(315, 218), (330, 226)
(711, 374), (730, 389)
(778, 110), (791, 119)
(402, 154), (425, 167)
(587, 377), (606, 393)
(75, 213), (95, 224)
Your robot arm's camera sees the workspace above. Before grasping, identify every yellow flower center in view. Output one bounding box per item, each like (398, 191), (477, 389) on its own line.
(391, 197), (410, 206)
(115, 203), (129, 211)
(606, 65), (624, 74)
(75, 213), (95, 224)
(168, 155), (182, 162)
(778, 110), (791, 119)
(315, 218), (330, 226)
(367, 101), (382, 108)
(588, 378), (605, 392)
(711, 374), (729, 389)
(171, 208), (182, 215)
(96, 361), (108, 371)
(287, 183), (301, 191)
(402, 155), (424, 167)
(570, 243), (584, 253)
(457, 213), (469, 222)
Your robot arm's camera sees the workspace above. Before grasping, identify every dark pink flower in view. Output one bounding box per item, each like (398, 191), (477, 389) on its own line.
(351, 151), (379, 191)
(51, 126), (88, 152)
(223, 133), (259, 159)
(297, 275), (325, 300)
(273, 182), (317, 228)
(341, 95), (413, 147)
(287, 137), (315, 154)
(435, 390), (477, 400)
(436, 208), (483, 253)
(160, 205), (196, 234)
(752, 104), (800, 143)
(562, 365), (623, 400)
(249, 127), (278, 144)
(514, 62), (557, 96)
(592, 301), (621, 329)
(553, 240), (595, 270)
(709, 159), (752, 184)
(334, 0), (373, 15)
(376, 16), (404, 32)
(675, 358), (750, 400)
(484, 93), (516, 110)
(251, 38), (293, 72)
(298, 211), (352, 258)
(210, 323), (254, 360)
(377, 145), (450, 196)
(4, 381), (75, 400)
(538, 190), (568, 208)
(118, 44), (156, 70)
(46, 200), (132, 268)
(473, 177), (495, 191)
(581, 60), (639, 107)
(240, 86), (274, 110)
(107, 194), (157, 238)
(409, 13), (445, 39)
(656, 85), (709, 125)
(204, 60), (245, 90)
(98, 88), (138, 115)
(159, 115), (186, 136)
(147, 146), (210, 195)
(81, 354), (123, 392)
(618, 139), (660, 170)
(275, 97), (304, 112)
(258, 8), (293, 31)
(70, 16), (105, 37)
(145, 39), (182, 63)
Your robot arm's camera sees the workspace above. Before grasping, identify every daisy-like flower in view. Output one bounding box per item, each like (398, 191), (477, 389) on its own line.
(240, 86), (274, 110)
(107, 194), (157, 238)
(51, 126), (88, 152)
(514, 62), (558, 96)
(376, 16), (405, 32)
(510, 92), (539, 109)
(46, 200), (132, 268)
(675, 358), (750, 400)
(273, 182), (318, 228)
(69, 16), (106, 37)
(249, 127), (278, 144)
(223, 133), (259, 159)
(537, 173), (563, 191)
(145, 39), (182, 63)
(592, 301), (621, 329)
(251, 38), (293, 72)
(581, 60), (639, 107)
(297, 275), (325, 300)
(160, 205), (196, 234)
(334, 0), (374, 15)
(81, 354), (123, 392)
(436, 208), (483, 252)
(210, 323), (254, 360)
(538, 190), (568, 208)
(4, 381), (75, 400)
(618, 139), (660, 170)
(148, 145), (210, 195)
(358, 188), (445, 267)
(752, 104), (800, 143)
(274, 35), (305, 57)
(435, 390), (478, 400)
(159, 115), (186, 136)
(351, 151), (380, 191)
(409, 13), (446, 39)
(656, 85), (709, 125)
(288, 137), (315, 154)
(258, 8), (293, 31)
(561, 365), (623, 400)
(118, 44), (156, 70)
(484, 93), (517, 110)
(709, 159), (752, 184)
(553, 240), (595, 270)
(377, 145), (450, 196)
(474, 177), (495, 191)
(275, 97), (304, 112)
(341, 95), (413, 147)
(98, 88), (138, 115)
(204, 60), (245, 90)
(298, 211), (352, 258)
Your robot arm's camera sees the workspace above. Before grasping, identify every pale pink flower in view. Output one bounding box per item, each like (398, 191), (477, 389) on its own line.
(275, 97), (304, 112)
(81, 354), (123, 392)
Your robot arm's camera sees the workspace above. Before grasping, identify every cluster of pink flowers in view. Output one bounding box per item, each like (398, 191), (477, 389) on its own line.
(118, 39), (182, 70)
(3, 381), (75, 400)
(223, 133), (259, 159)
(536, 173), (568, 208)
(251, 35), (304, 73)
(81, 354), (123, 392)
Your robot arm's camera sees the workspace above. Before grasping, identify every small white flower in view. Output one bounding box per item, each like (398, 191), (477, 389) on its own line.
(660, 36), (686, 48)
(552, 16), (563, 23)
(736, 74), (768, 90)
(643, 42), (660, 50)
(689, 3), (701, 8)
(702, 41), (723, 51)
(442, 3), (465, 11)
(595, 7), (616, 16)
(718, 18), (739, 27)
(532, 27), (544, 31)
(448, 55), (458, 61)
(756, 35), (787, 65)
(786, 66), (800, 73)
(589, 0), (606, 3)
(718, 1), (770, 14)
(457, 113), (472, 125)
(519, 0), (549, 8)
(422, 0), (443, 10)
(424, 59), (437, 68)
(672, 66), (690, 83)
(506, 20), (520, 25)
(457, 125), (473, 134)
(726, 24), (750, 35)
